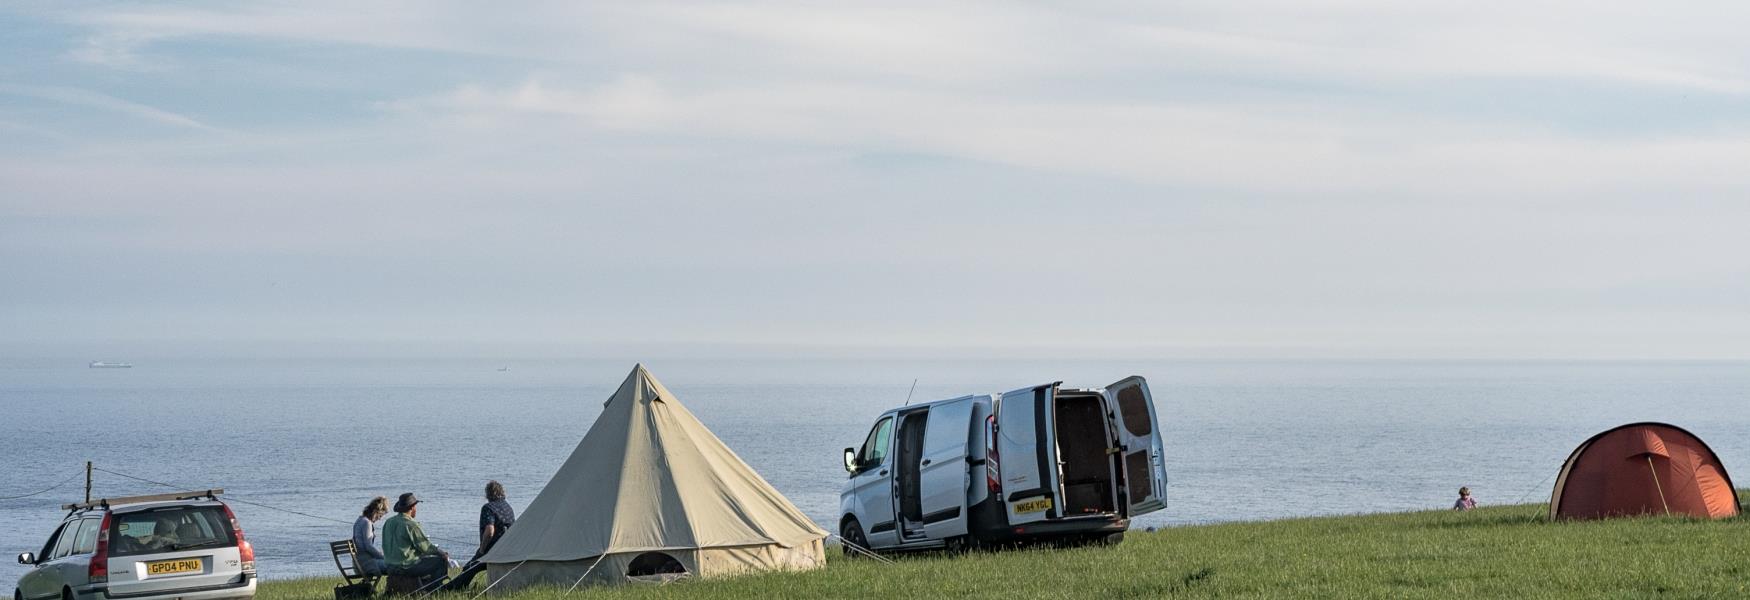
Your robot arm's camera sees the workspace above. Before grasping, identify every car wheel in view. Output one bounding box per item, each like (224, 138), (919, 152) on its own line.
(840, 519), (869, 558)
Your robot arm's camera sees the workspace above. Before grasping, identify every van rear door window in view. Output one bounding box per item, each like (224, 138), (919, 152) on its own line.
(1117, 386), (1152, 437)
(109, 507), (236, 556)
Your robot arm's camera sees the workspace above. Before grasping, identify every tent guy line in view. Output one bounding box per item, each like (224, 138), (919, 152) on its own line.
(0, 468), (84, 501)
(88, 465), (481, 549)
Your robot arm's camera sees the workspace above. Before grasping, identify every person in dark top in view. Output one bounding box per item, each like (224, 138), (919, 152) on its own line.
(441, 480), (517, 591)
(479, 480), (517, 552)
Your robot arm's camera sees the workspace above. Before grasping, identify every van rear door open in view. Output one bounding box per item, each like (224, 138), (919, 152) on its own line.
(996, 383), (1060, 525)
(1105, 376), (1167, 516)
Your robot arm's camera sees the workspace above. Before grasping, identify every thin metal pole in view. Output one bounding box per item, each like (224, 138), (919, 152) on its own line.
(1647, 456), (1670, 516)
(85, 461), (92, 503)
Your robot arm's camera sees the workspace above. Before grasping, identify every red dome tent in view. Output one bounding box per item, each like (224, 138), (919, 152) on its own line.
(1549, 422), (1740, 520)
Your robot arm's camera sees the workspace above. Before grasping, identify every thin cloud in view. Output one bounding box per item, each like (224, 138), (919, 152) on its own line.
(3, 1), (1749, 357)
(386, 77), (1750, 196)
(0, 84), (216, 131)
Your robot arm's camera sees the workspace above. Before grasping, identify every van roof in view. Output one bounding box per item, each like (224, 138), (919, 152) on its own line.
(887, 393), (996, 414)
(63, 489), (225, 513)
(106, 498), (227, 514)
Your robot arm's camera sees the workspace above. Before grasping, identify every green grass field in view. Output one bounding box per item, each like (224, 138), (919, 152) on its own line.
(260, 493), (1750, 599)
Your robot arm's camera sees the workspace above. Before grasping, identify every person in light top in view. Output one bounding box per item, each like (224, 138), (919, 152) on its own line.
(352, 496), (389, 576)
(1453, 487), (1477, 511)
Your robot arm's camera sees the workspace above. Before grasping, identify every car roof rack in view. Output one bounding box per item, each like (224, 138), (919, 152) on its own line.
(63, 489), (225, 512)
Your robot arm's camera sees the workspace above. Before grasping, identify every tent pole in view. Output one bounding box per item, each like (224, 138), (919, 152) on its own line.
(1646, 456), (1670, 516)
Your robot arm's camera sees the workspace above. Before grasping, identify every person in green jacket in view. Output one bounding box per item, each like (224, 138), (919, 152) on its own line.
(382, 493), (449, 588)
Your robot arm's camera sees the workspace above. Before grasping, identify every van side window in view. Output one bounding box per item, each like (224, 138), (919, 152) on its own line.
(859, 417), (895, 467)
(51, 520), (79, 559)
(72, 518), (102, 555)
(37, 523), (68, 562)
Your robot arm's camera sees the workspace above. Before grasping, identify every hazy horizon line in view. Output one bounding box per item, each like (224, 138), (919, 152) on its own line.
(3, 339), (1745, 362)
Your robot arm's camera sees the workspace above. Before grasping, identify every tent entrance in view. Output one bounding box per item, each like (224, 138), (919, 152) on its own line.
(1053, 392), (1118, 516)
(626, 552), (686, 577)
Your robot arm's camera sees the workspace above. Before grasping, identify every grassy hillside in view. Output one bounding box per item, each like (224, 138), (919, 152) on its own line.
(259, 494), (1750, 599)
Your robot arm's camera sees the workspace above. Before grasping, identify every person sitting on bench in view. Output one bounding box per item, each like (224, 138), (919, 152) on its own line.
(352, 496), (389, 576)
(382, 493), (449, 589)
(441, 480), (516, 591)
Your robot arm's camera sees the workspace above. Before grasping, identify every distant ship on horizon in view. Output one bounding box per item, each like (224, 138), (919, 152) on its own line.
(88, 361), (133, 368)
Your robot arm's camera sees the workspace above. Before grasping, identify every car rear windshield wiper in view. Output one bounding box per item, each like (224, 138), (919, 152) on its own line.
(171, 541), (229, 551)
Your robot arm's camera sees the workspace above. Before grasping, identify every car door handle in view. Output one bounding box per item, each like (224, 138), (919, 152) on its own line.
(921, 459), (932, 466)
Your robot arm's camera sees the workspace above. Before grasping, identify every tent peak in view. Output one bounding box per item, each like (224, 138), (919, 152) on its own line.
(604, 363), (670, 407)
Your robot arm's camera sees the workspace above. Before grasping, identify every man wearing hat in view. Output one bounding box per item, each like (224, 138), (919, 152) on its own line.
(382, 493), (449, 588)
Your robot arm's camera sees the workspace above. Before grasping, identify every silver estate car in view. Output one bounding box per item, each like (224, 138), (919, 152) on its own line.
(14, 492), (256, 600)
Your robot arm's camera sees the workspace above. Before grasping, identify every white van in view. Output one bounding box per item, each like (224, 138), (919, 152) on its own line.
(838, 377), (1166, 553)
(15, 491), (256, 600)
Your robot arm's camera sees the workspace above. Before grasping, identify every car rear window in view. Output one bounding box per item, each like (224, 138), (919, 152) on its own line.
(109, 506), (236, 557)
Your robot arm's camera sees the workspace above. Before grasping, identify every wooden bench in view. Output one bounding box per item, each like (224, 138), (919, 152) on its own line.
(328, 540), (378, 599)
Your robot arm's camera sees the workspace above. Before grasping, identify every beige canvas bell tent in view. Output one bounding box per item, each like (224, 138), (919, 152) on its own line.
(482, 365), (827, 589)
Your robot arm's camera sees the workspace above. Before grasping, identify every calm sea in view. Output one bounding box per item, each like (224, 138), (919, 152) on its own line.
(3, 358), (1747, 583)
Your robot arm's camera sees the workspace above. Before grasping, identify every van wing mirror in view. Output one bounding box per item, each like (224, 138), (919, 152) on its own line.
(843, 448), (858, 473)
(17, 552), (34, 565)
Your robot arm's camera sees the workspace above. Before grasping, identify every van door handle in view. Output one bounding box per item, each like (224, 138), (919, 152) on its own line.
(879, 469), (889, 476)
(921, 459), (932, 466)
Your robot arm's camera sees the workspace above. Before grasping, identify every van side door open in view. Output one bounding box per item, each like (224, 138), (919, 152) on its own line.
(996, 383), (1060, 525)
(914, 396), (976, 539)
(1105, 376), (1168, 516)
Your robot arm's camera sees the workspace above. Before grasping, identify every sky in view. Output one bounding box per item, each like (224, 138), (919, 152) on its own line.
(2, 1), (1748, 359)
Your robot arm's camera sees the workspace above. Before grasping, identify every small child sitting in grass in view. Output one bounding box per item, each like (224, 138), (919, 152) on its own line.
(1453, 487), (1476, 511)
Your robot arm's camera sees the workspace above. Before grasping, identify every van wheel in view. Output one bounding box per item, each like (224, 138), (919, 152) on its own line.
(62, 587), (74, 600)
(840, 519), (869, 558)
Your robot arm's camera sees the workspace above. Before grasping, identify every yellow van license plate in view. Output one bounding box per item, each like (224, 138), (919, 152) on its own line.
(1013, 498), (1053, 514)
(147, 559), (203, 576)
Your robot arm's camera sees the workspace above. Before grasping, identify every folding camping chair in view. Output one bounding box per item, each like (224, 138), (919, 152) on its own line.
(329, 540), (379, 599)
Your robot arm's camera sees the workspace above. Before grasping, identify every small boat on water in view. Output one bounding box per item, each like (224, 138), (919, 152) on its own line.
(498, 366), (511, 372)
(88, 361), (133, 368)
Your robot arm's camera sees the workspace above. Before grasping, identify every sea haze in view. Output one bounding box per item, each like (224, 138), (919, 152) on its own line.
(2, 358), (1746, 581)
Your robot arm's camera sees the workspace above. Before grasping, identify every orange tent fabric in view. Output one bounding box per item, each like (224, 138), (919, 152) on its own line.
(1549, 422), (1741, 520)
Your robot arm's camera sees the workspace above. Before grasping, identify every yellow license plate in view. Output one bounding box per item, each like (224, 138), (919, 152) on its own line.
(146, 558), (203, 576)
(1013, 498), (1053, 514)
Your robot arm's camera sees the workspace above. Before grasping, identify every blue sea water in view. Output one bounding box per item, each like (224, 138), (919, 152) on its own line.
(2, 358), (1747, 584)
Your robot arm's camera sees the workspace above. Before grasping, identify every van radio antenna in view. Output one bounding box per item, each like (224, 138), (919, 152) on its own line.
(903, 378), (918, 406)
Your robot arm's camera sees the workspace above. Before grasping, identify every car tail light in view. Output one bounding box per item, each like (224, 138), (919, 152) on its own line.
(985, 414), (1001, 495)
(221, 504), (255, 573)
(89, 513), (112, 583)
